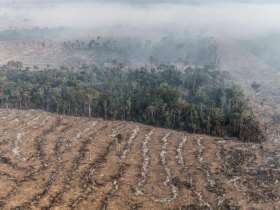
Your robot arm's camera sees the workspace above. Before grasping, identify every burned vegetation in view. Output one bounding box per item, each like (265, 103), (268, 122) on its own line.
(0, 109), (278, 210)
(0, 35), (272, 210)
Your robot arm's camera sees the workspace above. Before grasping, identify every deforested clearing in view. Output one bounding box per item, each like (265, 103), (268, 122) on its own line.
(0, 109), (279, 210)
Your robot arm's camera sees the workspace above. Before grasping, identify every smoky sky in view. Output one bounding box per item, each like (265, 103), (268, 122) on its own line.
(1, 0), (280, 38)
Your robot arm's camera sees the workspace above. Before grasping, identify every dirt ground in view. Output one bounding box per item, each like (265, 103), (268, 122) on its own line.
(0, 109), (279, 210)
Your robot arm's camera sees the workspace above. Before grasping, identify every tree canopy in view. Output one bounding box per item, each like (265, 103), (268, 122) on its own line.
(0, 62), (264, 142)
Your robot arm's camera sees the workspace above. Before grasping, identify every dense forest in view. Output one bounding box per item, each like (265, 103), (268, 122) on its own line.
(0, 61), (264, 142)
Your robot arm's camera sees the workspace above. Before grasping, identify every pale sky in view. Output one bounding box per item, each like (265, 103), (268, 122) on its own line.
(1, 0), (280, 38)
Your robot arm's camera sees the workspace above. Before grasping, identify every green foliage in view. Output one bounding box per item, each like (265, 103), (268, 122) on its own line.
(0, 63), (264, 142)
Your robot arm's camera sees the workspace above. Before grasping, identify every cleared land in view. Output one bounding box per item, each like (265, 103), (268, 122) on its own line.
(0, 109), (279, 210)
(0, 40), (95, 68)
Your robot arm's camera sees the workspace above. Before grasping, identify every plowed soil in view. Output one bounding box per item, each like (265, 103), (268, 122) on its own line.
(0, 109), (279, 210)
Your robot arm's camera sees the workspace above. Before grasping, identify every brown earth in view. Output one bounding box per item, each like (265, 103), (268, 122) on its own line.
(0, 40), (95, 69)
(0, 109), (279, 210)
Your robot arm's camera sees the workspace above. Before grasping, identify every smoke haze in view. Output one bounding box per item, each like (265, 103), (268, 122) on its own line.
(0, 1), (280, 38)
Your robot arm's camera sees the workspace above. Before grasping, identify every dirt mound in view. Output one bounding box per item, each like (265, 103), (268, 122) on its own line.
(0, 109), (279, 210)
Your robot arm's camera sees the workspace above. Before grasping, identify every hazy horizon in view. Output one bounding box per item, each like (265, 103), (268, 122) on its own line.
(0, 0), (280, 39)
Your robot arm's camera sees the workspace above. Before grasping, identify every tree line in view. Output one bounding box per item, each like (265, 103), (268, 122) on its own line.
(0, 62), (264, 142)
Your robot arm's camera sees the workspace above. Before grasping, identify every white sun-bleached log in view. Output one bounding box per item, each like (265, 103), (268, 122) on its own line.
(161, 133), (172, 186)
(197, 137), (204, 163)
(12, 133), (26, 161)
(121, 126), (140, 161)
(176, 136), (187, 167)
(197, 137), (216, 187)
(216, 140), (226, 161)
(111, 179), (119, 194)
(135, 129), (154, 196)
(151, 132), (178, 203)
(194, 137), (214, 209)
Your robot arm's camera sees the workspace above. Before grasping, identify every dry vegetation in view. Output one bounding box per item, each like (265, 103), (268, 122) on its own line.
(0, 40), (95, 68)
(0, 109), (279, 210)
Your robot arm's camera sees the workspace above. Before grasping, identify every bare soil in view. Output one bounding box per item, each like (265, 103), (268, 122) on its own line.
(0, 109), (279, 210)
